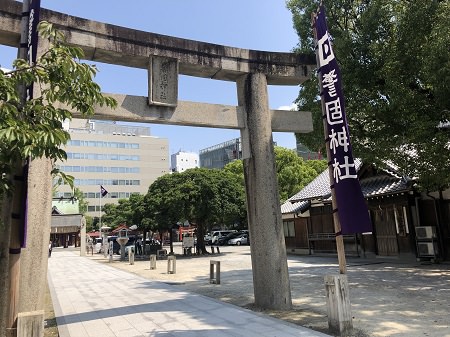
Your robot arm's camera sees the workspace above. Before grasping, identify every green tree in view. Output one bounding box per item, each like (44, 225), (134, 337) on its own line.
(73, 187), (88, 214)
(84, 215), (94, 232)
(286, 0), (450, 192)
(304, 158), (328, 176)
(224, 147), (327, 202)
(101, 202), (125, 228)
(126, 193), (149, 229)
(145, 168), (246, 254)
(0, 22), (116, 193)
(223, 159), (244, 185)
(101, 194), (156, 239)
(0, 21), (116, 333)
(275, 147), (322, 202)
(144, 173), (187, 246)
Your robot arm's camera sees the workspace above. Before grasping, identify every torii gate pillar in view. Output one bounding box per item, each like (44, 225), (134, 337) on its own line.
(237, 73), (292, 310)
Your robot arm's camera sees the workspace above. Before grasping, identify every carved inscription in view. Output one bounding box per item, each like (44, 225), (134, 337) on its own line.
(148, 56), (178, 107)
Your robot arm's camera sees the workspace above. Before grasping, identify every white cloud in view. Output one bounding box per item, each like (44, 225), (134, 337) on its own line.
(277, 103), (297, 111)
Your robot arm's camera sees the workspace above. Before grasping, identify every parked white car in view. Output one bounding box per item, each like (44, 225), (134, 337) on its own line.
(94, 238), (103, 253)
(210, 230), (237, 245)
(228, 233), (249, 245)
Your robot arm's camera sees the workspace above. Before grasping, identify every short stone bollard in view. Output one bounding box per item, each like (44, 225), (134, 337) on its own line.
(157, 249), (167, 259)
(109, 241), (113, 263)
(17, 310), (44, 337)
(150, 254), (157, 270)
(167, 255), (176, 274)
(210, 260), (220, 284)
(129, 247), (135, 265)
(324, 274), (353, 336)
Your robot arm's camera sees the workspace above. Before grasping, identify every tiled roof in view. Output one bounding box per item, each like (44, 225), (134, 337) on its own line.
(361, 175), (411, 198)
(282, 159), (413, 214)
(288, 169), (331, 203)
(281, 200), (309, 214)
(51, 214), (83, 227)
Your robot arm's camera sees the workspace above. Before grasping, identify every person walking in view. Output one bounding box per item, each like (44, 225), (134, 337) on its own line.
(135, 237), (142, 255)
(48, 240), (53, 257)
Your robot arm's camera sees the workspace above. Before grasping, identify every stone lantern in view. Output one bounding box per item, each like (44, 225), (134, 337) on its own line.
(100, 226), (111, 258)
(116, 228), (129, 261)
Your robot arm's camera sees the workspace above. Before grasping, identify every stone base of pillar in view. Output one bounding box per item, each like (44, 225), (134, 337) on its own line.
(324, 274), (353, 336)
(17, 310), (44, 337)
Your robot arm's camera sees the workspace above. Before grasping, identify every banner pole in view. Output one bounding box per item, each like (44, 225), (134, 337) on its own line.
(311, 11), (347, 275)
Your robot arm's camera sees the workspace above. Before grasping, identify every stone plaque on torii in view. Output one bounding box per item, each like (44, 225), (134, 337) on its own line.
(0, 1), (315, 312)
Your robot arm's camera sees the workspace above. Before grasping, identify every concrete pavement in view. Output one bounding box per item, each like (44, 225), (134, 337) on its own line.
(48, 249), (331, 337)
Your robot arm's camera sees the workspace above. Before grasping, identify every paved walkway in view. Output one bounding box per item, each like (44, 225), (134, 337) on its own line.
(48, 250), (330, 337)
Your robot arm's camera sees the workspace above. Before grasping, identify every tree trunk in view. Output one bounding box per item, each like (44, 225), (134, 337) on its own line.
(195, 222), (208, 255)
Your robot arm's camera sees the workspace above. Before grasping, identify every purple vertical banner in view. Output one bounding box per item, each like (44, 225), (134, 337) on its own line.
(26, 0), (41, 100)
(20, 163), (29, 248)
(314, 5), (372, 234)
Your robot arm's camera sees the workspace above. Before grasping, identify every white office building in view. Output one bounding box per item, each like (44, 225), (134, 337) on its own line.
(55, 119), (169, 217)
(170, 151), (199, 172)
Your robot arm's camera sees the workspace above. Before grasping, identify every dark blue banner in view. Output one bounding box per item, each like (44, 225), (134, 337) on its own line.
(314, 5), (372, 234)
(26, 0), (41, 100)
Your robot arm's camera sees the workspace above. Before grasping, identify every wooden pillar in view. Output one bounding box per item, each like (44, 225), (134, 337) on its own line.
(5, 162), (26, 337)
(237, 72), (292, 310)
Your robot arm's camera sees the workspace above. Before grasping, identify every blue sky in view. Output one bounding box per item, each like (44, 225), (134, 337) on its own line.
(0, 1), (303, 154)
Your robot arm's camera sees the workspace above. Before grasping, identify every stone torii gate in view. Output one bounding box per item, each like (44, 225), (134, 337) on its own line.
(0, 0), (315, 319)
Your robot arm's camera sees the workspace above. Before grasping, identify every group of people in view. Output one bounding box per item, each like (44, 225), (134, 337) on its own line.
(48, 237), (149, 258)
(45, 235), (162, 257)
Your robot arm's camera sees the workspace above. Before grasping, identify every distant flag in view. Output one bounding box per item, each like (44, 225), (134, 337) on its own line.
(100, 185), (108, 197)
(313, 5), (372, 234)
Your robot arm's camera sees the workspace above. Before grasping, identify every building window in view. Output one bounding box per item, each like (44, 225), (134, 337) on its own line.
(394, 205), (409, 236)
(72, 179), (140, 186)
(60, 165), (140, 174)
(283, 220), (295, 238)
